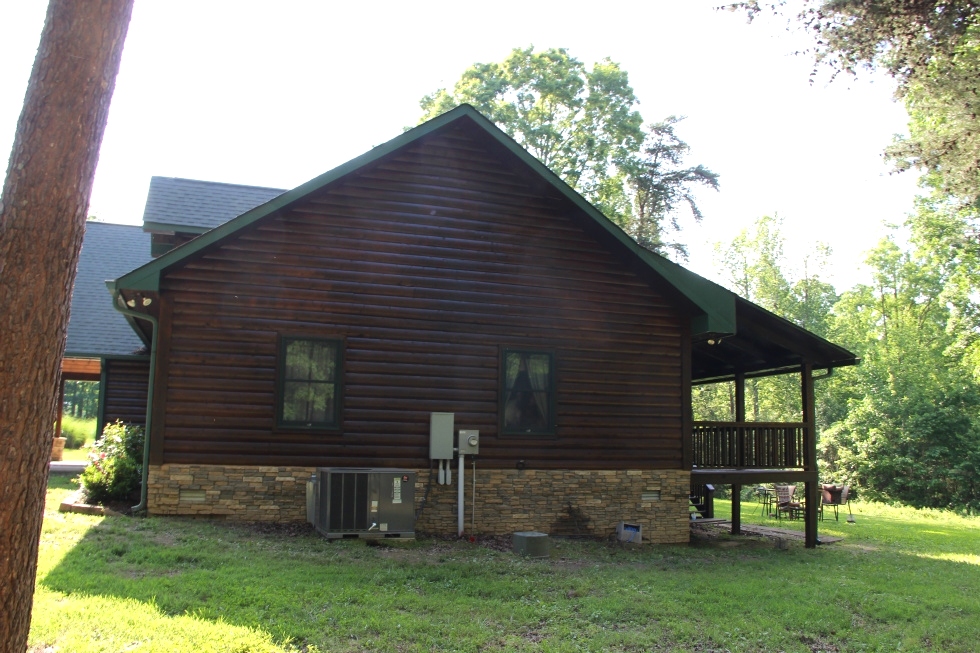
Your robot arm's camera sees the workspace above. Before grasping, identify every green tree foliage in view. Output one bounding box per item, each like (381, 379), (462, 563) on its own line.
(63, 380), (99, 419)
(420, 47), (717, 256)
(697, 207), (980, 511)
(886, 22), (980, 206)
(822, 206), (980, 511)
(698, 216), (839, 423)
(626, 117), (720, 257)
(421, 47), (644, 213)
(735, 1), (979, 80)
(733, 1), (980, 205)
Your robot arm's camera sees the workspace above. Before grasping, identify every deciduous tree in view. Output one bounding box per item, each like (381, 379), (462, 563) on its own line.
(822, 211), (980, 510)
(421, 47), (644, 218)
(421, 47), (718, 256)
(732, 0), (980, 205)
(626, 117), (720, 258)
(885, 24), (980, 205)
(0, 2), (133, 649)
(697, 216), (838, 423)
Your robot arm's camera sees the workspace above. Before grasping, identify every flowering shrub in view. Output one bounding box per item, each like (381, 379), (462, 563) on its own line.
(79, 421), (144, 504)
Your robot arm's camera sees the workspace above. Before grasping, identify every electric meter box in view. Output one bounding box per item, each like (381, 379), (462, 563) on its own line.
(429, 412), (454, 459)
(458, 429), (479, 455)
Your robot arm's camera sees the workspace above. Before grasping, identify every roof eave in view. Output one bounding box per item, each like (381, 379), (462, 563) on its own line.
(142, 221), (210, 235)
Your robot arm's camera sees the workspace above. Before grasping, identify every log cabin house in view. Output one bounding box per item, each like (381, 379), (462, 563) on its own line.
(88, 105), (856, 546)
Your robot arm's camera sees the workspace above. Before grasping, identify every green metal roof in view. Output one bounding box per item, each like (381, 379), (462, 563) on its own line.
(111, 104), (737, 336)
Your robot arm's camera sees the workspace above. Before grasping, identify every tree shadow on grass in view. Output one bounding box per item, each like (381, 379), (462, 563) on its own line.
(38, 505), (980, 652)
(38, 514), (545, 650)
(39, 514), (344, 648)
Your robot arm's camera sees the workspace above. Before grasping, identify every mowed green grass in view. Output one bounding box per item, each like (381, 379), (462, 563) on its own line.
(31, 476), (980, 652)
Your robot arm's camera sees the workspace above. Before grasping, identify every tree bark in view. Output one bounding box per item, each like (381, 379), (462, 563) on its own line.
(0, 2), (133, 650)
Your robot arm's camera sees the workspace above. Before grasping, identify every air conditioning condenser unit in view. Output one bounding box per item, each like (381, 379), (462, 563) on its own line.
(307, 468), (416, 539)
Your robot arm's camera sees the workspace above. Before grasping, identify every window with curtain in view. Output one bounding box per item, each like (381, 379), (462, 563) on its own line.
(501, 349), (554, 435)
(277, 337), (341, 429)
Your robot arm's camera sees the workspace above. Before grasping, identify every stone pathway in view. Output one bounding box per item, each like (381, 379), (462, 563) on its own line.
(693, 520), (843, 544)
(49, 460), (88, 474)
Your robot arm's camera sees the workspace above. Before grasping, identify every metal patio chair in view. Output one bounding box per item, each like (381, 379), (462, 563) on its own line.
(774, 484), (803, 520)
(820, 484), (851, 521)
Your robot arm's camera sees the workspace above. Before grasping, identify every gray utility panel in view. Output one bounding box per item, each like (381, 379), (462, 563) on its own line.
(307, 468), (416, 539)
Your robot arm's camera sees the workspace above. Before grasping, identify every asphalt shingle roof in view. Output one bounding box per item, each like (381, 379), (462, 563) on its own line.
(142, 176), (285, 232)
(66, 222), (153, 357)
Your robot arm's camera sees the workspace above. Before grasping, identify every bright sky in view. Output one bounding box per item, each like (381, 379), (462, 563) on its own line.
(1, 1), (919, 291)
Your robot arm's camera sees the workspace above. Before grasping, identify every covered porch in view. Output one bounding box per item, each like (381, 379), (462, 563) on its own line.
(686, 298), (858, 548)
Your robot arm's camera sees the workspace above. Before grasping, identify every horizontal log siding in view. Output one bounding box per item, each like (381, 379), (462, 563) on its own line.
(157, 126), (685, 469)
(102, 358), (149, 426)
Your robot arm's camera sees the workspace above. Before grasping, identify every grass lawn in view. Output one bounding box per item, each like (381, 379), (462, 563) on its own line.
(30, 477), (980, 652)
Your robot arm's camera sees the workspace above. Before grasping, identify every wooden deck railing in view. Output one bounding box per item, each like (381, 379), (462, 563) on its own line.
(692, 421), (808, 469)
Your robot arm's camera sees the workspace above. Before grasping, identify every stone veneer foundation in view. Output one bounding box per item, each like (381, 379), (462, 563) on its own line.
(147, 464), (691, 544)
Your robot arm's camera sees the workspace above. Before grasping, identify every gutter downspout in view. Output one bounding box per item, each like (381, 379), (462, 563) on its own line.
(110, 288), (158, 516)
(813, 368), (834, 381)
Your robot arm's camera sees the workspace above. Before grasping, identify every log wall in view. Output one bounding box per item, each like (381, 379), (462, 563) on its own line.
(152, 123), (688, 470)
(102, 357), (149, 427)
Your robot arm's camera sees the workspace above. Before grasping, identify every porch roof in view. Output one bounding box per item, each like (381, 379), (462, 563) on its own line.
(691, 297), (858, 383)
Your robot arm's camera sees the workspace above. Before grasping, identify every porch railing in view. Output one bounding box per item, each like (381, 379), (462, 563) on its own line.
(692, 421), (808, 469)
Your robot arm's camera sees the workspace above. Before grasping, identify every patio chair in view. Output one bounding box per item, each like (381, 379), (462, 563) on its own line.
(820, 484), (850, 521)
(774, 484), (803, 520)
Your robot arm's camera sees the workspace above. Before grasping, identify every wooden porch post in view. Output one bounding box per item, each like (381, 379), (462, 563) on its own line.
(802, 362), (818, 548)
(731, 372), (746, 536)
(734, 372), (746, 423)
(55, 375), (65, 439)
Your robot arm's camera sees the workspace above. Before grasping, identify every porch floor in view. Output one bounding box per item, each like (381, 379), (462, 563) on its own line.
(691, 468), (818, 485)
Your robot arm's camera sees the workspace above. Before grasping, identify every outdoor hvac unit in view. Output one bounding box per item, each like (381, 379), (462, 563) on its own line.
(307, 468), (416, 539)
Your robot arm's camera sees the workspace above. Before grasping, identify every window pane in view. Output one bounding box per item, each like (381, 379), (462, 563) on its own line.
(527, 354), (551, 387)
(283, 381), (335, 424)
(285, 340), (312, 380)
(282, 381), (312, 422)
(279, 338), (340, 427)
(504, 352), (521, 388)
(532, 391), (550, 426)
(502, 350), (553, 434)
(309, 341), (336, 382)
(310, 383), (334, 423)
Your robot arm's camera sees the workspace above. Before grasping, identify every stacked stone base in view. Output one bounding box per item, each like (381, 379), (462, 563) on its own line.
(147, 464), (691, 544)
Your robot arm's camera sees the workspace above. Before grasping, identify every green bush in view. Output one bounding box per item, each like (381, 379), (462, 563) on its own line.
(79, 421), (144, 504)
(61, 415), (97, 449)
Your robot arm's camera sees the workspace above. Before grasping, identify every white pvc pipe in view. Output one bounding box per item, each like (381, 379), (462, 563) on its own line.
(458, 453), (465, 536)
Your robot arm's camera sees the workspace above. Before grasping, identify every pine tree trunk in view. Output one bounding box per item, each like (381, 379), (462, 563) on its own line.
(0, 2), (133, 650)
